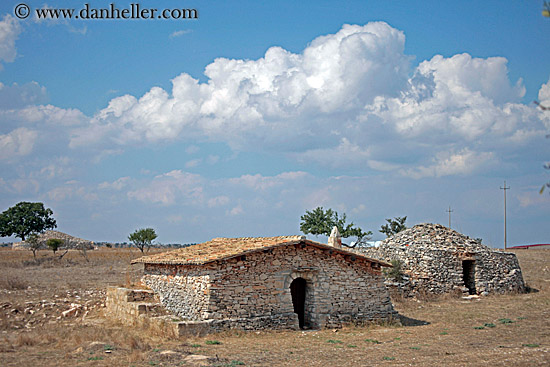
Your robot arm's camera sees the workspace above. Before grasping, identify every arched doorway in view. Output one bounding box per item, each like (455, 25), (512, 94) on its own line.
(290, 277), (306, 329)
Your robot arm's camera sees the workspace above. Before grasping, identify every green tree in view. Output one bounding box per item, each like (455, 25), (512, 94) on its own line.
(26, 233), (41, 259)
(379, 216), (407, 238)
(128, 228), (158, 253)
(46, 238), (63, 254)
(299, 207), (372, 248)
(0, 202), (57, 241)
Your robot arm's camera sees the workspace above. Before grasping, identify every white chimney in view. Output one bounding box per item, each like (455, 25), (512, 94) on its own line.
(328, 226), (342, 248)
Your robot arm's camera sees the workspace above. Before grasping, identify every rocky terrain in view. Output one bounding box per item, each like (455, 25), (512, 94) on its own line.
(0, 288), (105, 331)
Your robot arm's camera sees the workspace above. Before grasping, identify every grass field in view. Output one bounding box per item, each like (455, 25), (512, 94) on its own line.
(0, 247), (548, 366)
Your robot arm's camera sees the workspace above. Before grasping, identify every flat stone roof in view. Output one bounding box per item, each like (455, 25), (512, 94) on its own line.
(131, 235), (390, 267)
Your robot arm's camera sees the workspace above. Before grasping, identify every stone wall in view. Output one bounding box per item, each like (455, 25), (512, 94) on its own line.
(104, 287), (180, 337)
(105, 287), (232, 337)
(105, 287), (157, 322)
(142, 243), (397, 331)
(142, 265), (210, 320)
(474, 251), (525, 294)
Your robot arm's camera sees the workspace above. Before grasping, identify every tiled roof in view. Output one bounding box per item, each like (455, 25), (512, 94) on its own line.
(131, 235), (390, 266)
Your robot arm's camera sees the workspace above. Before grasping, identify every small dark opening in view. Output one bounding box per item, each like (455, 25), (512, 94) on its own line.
(290, 278), (306, 329)
(462, 260), (476, 295)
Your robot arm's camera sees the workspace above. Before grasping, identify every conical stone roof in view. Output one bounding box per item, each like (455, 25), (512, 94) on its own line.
(380, 223), (490, 253)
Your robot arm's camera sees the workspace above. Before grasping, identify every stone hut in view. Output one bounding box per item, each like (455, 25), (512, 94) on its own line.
(132, 234), (397, 331)
(361, 223), (526, 296)
(12, 230), (94, 250)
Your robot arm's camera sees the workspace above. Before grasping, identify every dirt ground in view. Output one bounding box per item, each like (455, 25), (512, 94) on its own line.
(0, 247), (548, 366)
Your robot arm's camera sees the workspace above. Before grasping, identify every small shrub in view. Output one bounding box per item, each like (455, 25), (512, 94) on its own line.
(205, 340), (222, 345)
(522, 344), (540, 348)
(410, 346), (421, 350)
(484, 323), (496, 328)
(499, 318), (514, 324)
(190, 344), (201, 348)
(365, 338), (381, 344)
(385, 260), (404, 282)
(383, 356), (395, 360)
(0, 275), (29, 290)
(474, 326), (485, 330)
(327, 339), (343, 344)
(46, 238), (64, 254)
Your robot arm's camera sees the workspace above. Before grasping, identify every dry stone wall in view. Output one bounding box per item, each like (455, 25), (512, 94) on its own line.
(473, 251), (525, 294)
(142, 265), (210, 321)
(142, 242), (397, 331)
(105, 287), (181, 337)
(105, 287), (156, 322)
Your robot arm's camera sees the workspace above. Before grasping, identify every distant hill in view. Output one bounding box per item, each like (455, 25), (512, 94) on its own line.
(12, 230), (94, 250)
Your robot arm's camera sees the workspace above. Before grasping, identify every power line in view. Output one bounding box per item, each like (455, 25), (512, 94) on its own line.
(446, 206), (453, 228)
(500, 180), (510, 250)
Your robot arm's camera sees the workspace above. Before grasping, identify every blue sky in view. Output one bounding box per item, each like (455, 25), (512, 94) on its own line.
(0, 0), (549, 247)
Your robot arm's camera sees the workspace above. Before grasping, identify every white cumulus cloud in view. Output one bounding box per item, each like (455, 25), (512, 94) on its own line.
(72, 22), (410, 149)
(0, 127), (38, 160)
(0, 15), (21, 67)
(127, 170), (203, 205)
(400, 149), (495, 179)
(98, 177), (131, 190)
(229, 171), (309, 191)
(0, 21), (535, 182)
(65, 22), (546, 179)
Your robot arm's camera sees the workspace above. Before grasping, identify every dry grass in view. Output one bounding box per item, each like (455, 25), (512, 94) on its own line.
(0, 275), (29, 290)
(0, 247), (548, 366)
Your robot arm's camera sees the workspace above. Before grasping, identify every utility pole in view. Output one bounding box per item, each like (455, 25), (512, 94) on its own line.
(500, 180), (510, 250)
(446, 206), (453, 228)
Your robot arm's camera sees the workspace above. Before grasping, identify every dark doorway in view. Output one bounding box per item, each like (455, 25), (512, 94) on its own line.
(462, 260), (476, 295)
(290, 278), (306, 329)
